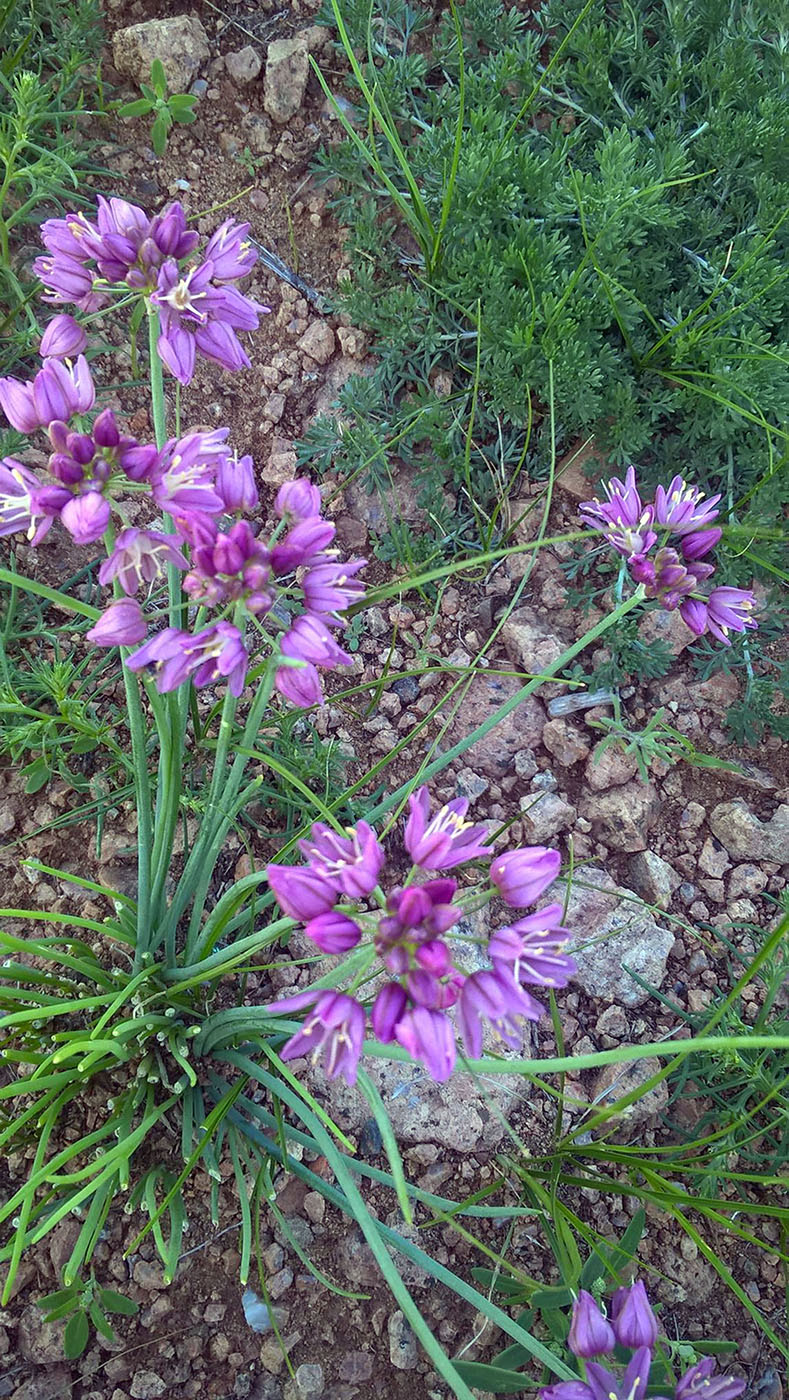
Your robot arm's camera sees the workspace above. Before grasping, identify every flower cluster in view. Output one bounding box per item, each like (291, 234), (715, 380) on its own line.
(30, 197), (266, 383)
(542, 1283), (745, 1400)
(580, 468), (757, 645)
(265, 787), (575, 1086)
(0, 359), (365, 703)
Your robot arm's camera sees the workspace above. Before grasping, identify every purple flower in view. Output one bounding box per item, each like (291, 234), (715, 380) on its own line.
(585, 1351), (652, 1400)
(676, 1359), (745, 1400)
(216, 453), (258, 513)
(272, 989), (365, 1086)
(32, 355), (95, 426)
(154, 257), (267, 385)
(488, 903), (575, 988)
(184, 519), (271, 612)
(0, 459), (47, 540)
(265, 864), (337, 922)
(0, 375), (40, 433)
(610, 1281), (658, 1349)
(275, 479), (322, 521)
(704, 586), (758, 644)
(404, 787), (493, 870)
(302, 558), (367, 622)
(271, 518), (336, 573)
(34, 251), (102, 309)
(86, 598), (147, 647)
(371, 983), (408, 1042)
(204, 219), (257, 279)
(186, 622), (249, 695)
(580, 467), (657, 558)
(99, 528), (188, 595)
(126, 621), (249, 695)
(275, 660), (325, 708)
(149, 202), (199, 260)
(540, 1386), (595, 1400)
(567, 1291), (616, 1359)
(280, 614), (352, 669)
(151, 431), (228, 515)
(653, 476), (721, 534)
(680, 527), (722, 560)
(299, 821), (385, 898)
(379, 879), (460, 943)
(580, 466), (647, 529)
(39, 314), (87, 359)
(490, 847), (561, 907)
(60, 490), (110, 544)
(395, 1006), (456, 1082)
(628, 546), (697, 608)
(457, 967), (542, 1059)
(415, 940), (452, 975)
(303, 911), (362, 953)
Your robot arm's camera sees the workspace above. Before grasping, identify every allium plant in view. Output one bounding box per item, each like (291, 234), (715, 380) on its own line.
(263, 795), (574, 1085)
(542, 1282), (746, 1400)
(0, 200), (774, 1396)
(580, 468), (758, 645)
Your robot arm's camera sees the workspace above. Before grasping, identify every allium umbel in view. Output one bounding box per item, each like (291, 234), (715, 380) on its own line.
(580, 468), (758, 646)
(540, 1280), (745, 1400)
(265, 806), (574, 1087)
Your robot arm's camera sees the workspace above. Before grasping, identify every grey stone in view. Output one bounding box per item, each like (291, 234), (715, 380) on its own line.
(519, 791), (576, 842)
(112, 16), (210, 92)
(579, 781), (659, 853)
(441, 673), (545, 779)
(297, 321), (335, 365)
(710, 800), (789, 862)
(388, 1310), (418, 1370)
(627, 851), (680, 910)
(501, 608), (569, 692)
(264, 36), (310, 123)
(562, 867), (675, 1007)
(584, 741), (640, 791)
(311, 1038), (528, 1151)
(130, 1375), (167, 1400)
(392, 676), (419, 702)
(455, 767), (489, 801)
(541, 717), (590, 766)
(339, 1352), (374, 1383)
(592, 1057), (669, 1126)
(17, 1306), (65, 1365)
(11, 1372), (72, 1400)
(728, 863), (768, 899)
(290, 1364), (324, 1398)
(697, 836), (731, 879)
(637, 607), (696, 656)
(225, 45), (262, 84)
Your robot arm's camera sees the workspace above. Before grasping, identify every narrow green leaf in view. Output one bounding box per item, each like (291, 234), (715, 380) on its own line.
(37, 1288), (79, 1311)
(151, 112), (168, 157)
(452, 1360), (532, 1394)
(119, 97), (152, 117)
(150, 58), (168, 96)
(98, 1288), (139, 1317)
(88, 1300), (116, 1341)
(63, 1309), (89, 1358)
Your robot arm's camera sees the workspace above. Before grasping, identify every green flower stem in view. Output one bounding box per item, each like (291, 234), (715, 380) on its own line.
(157, 664), (277, 962)
(122, 661), (153, 976)
(148, 691), (186, 929)
(146, 302), (167, 450)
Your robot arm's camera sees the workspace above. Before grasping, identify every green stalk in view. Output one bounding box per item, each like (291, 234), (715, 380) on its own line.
(159, 662), (277, 962)
(124, 661), (153, 975)
(182, 664), (278, 958)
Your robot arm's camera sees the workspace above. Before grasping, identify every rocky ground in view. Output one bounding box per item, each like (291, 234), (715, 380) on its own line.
(1, 1), (787, 1397)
